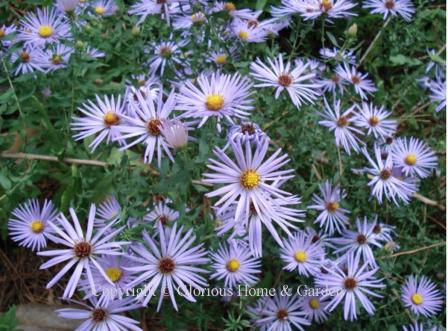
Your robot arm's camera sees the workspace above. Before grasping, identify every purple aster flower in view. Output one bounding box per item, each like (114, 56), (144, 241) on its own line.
(280, 230), (325, 277)
(94, 196), (121, 228)
(173, 11), (207, 30)
(17, 7), (71, 46)
(391, 137), (438, 179)
(37, 204), (129, 299)
(331, 217), (382, 267)
(250, 54), (320, 109)
(203, 138), (303, 255)
(71, 94), (126, 152)
(402, 322), (443, 331)
(336, 63), (377, 99)
(125, 224), (209, 310)
(428, 74), (446, 112)
(369, 217), (396, 243)
(298, 292), (331, 323)
(0, 24), (17, 48)
(308, 180), (350, 235)
(177, 71), (254, 132)
(401, 275), (444, 317)
(146, 38), (187, 75)
(225, 121), (267, 148)
(320, 47), (357, 64)
(8, 199), (59, 251)
(56, 0), (80, 13)
(161, 119), (193, 150)
(362, 146), (417, 205)
(249, 291), (311, 331)
(90, 0), (118, 17)
(317, 71), (348, 96)
(128, 0), (184, 25)
(57, 295), (143, 331)
(10, 46), (45, 76)
(315, 252), (385, 321)
(34, 43), (74, 72)
(212, 2), (259, 20)
(118, 88), (176, 166)
(210, 239), (261, 288)
(230, 18), (269, 43)
(318, 98), (364, 155)
(144, 199), (179, 228)
(363, 0), (415, 21)
(79, 254), (137, 299)
(354, 102), (397, 139)
(272, 0), (357, 22)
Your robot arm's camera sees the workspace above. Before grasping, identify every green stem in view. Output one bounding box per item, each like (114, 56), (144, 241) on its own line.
(358, 17), (392, 67)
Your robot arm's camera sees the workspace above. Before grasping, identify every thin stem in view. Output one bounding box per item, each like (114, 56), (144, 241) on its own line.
(337, 146), (344, 178)
(358, 17), (392, 67)
(1, 57), (24, 117)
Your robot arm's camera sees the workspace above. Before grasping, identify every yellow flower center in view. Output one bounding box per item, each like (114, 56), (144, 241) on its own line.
(224, 2), (236, 11)
(411, 293), (424, 305)
(205, 94), (225, 111)
(30, 220), (45, 233)
(321, 0), (333, 11)
(326, 201), (339, 212)
(404, 153), (417, 166)
(105, 267), (123, 282)
(238, 30), (249, 40)
(52, 54), (62, 65)
(309, 298), (320, 309)
(38, 25), (53, 38)
(294, 250), (308, 263)
(369, 116), (380, 126)
(240, 170), (260, 189)
(215, 54), (228, 65)
(0, 29), (5, 38)
(95, 6), (106, 15)
(103, 112), (120, 126)
(226, 259), (240, 272)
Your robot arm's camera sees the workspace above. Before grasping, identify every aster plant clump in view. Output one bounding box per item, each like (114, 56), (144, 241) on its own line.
(0, 0), (445, 330)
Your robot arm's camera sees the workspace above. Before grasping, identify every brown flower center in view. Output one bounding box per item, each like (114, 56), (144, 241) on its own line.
(311, 235), (320, 243)
(159, 46), (172, 58)
(373, 224), (381, 234)
(278, 74), (293, 87)
(380, 169), (392, 180)
(159, 257), (175, 274)
(20, 52), (30, 62)
(369, 116), (380, 126)
(344, 277), (357, 290)
(92, 308), (107, 322)
(247, 19), (259, 28)
(159, 215), (169, 225)
(356, 234), (367, 245)
(74, 241), (92, 258)
(241, 123), (255, 135)
(147, 118), (162, 136)
(385, 0), (395, 9)
(351, 75), (361, 84)
(276, 309), (288, 320)
(331, 74), (340, 83)
(337, 116), (348, 127)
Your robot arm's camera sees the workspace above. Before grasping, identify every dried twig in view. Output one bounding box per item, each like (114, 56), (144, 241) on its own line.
(380, 241), (446, 259)
(1, 152), (107, 167)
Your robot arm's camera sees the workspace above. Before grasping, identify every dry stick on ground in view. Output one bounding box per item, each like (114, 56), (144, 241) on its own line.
(380, 241), (446, 259)
(2, 152), (445, 210)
